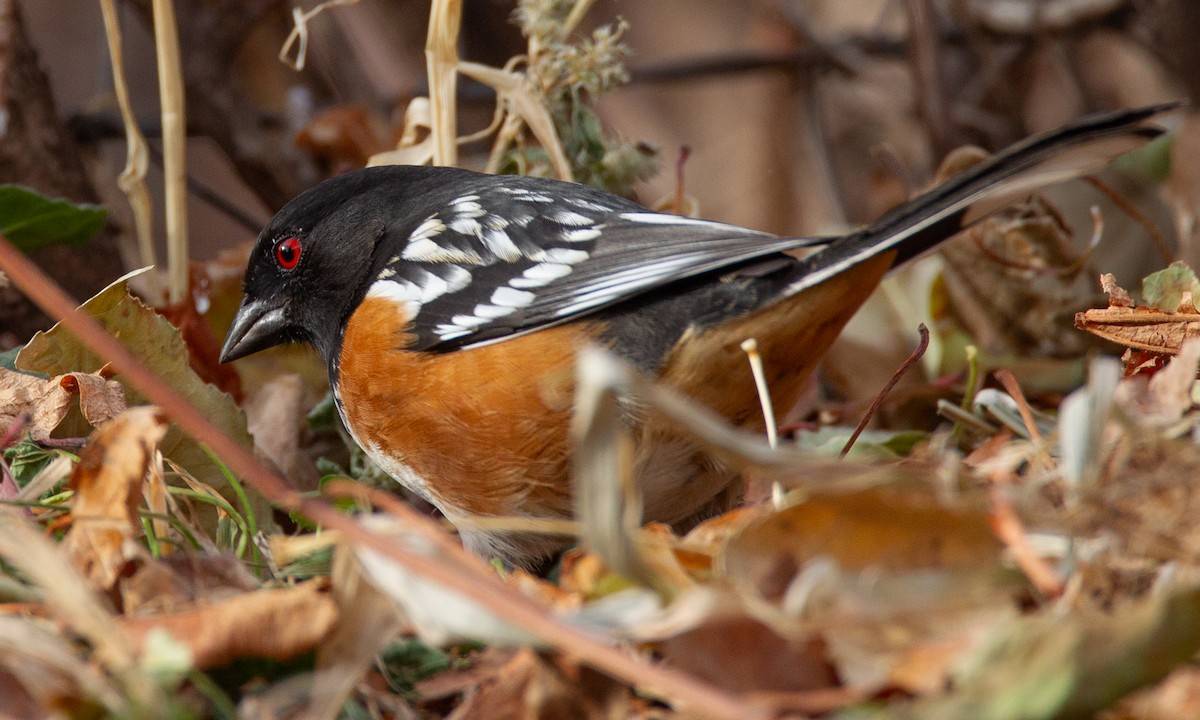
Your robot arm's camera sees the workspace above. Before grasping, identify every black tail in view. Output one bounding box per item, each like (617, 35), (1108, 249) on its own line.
(780, 102), (1180, 299)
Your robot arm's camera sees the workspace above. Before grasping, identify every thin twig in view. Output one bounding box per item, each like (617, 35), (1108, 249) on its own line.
(993, 368), (1042, 444)
(1083, 175), (1174, 265)
(0, 232), (770, 720)
(840, 323), (930, 458)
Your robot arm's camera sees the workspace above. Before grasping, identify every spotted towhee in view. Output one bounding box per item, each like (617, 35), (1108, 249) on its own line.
(220, 105), (1173, 569)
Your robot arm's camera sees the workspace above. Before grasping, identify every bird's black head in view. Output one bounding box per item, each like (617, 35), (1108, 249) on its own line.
(219, 167), (432, 365)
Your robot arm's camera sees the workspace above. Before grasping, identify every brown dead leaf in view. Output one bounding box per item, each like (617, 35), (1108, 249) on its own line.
(120, 579), (337, 668)
(0, 369), (122, 441)
(940, 194), (1098, 357)
(655, 616), (837, 695)
(725, 486), (1002, 589)
(120, 552), (261, 616)
(0, 367), (71, 441)
(1114, 338), (1200, 426)
(62, 407), (166, 590)
(244, 373), (319, 490)
(445, 647), (627, 720)
(1074, 304), (1200, 354)
(61, 372), (127, 427)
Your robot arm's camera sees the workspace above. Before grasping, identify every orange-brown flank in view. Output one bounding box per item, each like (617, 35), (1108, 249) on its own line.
(337, 296), (600, 519)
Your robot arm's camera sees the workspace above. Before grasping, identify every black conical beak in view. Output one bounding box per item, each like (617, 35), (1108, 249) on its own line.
(219, 296), (290, 363)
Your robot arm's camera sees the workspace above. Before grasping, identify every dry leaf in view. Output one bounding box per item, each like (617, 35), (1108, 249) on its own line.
(655, 616), (836, 695)
(445, 648), (627, 720)
(0, 368), (72, 441)
(62, 407), (167, 590)
(1075, 304), (1200, 354)
(244, 373), (319, 490)
(120, 579), (337, 668)
(120, 552), (261, 616)
(0, 368), (127, 443)
(1114, 338), (1200, 426)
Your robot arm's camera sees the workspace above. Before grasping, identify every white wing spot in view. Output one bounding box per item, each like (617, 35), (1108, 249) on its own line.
(377, 267), (396, 279)
(554, 210), (593, 227)
(482, 227), (521, 261)
(510, 262), (572, 288)
(409, 216), (445, 242)
(434, 325), (471, 340)
(449, 194), (480, 204)
(563, 227), (601, 242)
(485, 214), (510, 230)
(472, 303), (517, 319)
(440, 265), (473, 293)
(535, 247), (589, 264)
(449, 200), (485, 219)
(619, 211), (750, 231)
(567, 197), (615, 213)
(448, 217), (483, 237)
(366, 279), (423, 311)
(450, 314), (488, 329)
(402, 238), (483, 264)
(491, 286), (535, 308)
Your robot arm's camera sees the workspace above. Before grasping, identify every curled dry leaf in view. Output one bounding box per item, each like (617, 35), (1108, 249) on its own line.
(62, 407), (166, 590)
(0, 368), (71, 441)
(120, 579), (337, 669)
(1076, 271), (1200, 354)
(0, 368), (125, 441)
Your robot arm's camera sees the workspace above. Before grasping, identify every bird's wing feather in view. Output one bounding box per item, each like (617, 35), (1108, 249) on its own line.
(368, 184), (827, 351)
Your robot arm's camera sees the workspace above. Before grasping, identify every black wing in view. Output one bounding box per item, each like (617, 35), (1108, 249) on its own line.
(364, 180), (828, 351)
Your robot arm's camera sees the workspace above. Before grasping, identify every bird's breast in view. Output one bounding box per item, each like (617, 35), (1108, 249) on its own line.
(335, 294), (596, 520)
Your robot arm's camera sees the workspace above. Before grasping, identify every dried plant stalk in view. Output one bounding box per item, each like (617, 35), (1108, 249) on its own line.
(99, 0), (159, 300)
(150, 0), (188, 304)
(426, 0), (463, 167)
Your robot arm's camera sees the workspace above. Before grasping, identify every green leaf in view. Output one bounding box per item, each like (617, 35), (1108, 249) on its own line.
(0, 346), (22, 371)
(0, 184), (106, 252)
(1142, 261), (1200, 311)
(1, 439), (58, 489)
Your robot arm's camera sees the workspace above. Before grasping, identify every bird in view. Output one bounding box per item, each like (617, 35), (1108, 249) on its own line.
(221, 104), (1175, 569)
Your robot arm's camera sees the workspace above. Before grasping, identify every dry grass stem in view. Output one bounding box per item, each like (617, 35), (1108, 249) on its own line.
(99, 0), (159, 300)
(426, 0), (463, 167)
(150, 0), (189, 304)
(279, 0), (360, 71)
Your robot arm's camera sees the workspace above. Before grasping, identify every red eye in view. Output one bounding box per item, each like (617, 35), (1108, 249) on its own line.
(274, 236), (301, 270)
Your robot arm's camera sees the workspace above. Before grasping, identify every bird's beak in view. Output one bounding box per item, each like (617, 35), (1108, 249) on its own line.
(219, 296), (289, 363)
